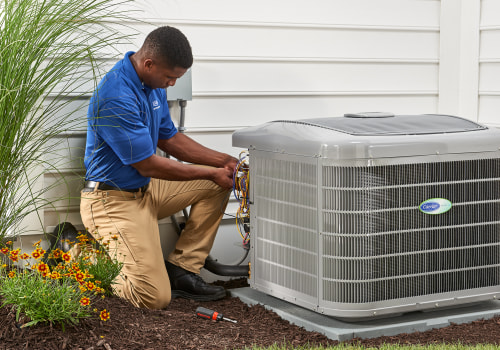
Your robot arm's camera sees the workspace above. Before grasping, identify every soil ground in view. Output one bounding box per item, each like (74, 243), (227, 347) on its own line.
(1, 278), (500, 350)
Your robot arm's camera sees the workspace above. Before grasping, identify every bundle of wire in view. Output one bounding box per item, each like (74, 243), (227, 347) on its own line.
(232, 153), (250, 245)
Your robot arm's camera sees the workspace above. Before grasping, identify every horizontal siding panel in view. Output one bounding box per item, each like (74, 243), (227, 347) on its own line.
(106, 21), (439, 61)
(479, 62), (500, 91)
(478, 96), (500, 126)
(192, 61), (438, 94)
(43, 173), (84, 209)
(186, 131), (236, 157)
(136, 0), (440, 27)
(43, 97), (89, 133)
(43, 136), (86, 171)
(180, 25), (439, 60)
(480, 0), (500, 27)
(44, 210), (83, 231)
(479, 30), (500, 59)
(183, 95), (438, 129)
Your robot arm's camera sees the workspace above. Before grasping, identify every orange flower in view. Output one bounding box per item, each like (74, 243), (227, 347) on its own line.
(32, 239), (41, 247)
(80, 297), (91, 306)
(86, 281), (95, 290)
(5, 241), (12, 246)
(31, 250), (41, 259)
(75, 272), (85, 282)
(51, 249), (62, 259)
(62, 252), (71, 262)
(9, 250), (20, 262)
(8, 270), (16, 278)
(50, 271), (61, 280)
(99, 309), (110, 321)
(36, 262), (49, 274)
(0, 248), (9, 255)
(19, 253), (29, 260)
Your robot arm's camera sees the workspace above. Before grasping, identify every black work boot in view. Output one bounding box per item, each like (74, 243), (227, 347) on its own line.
(165, 260), (226, 301)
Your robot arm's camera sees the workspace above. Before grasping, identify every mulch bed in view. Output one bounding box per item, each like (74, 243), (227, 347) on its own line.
(1, 278), (500, 349)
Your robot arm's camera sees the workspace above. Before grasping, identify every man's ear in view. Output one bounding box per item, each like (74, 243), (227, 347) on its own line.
(144, 58), (154, 70)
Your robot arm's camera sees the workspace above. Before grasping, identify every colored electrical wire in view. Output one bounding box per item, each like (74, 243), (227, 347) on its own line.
(233, 152), (250, 243)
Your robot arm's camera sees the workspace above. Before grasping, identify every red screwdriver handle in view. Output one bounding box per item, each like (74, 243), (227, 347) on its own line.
(196, 306), (221, 321)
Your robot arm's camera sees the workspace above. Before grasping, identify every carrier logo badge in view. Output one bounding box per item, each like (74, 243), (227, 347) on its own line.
(419, 198), (452, 215)
(152, 100), (160, 110)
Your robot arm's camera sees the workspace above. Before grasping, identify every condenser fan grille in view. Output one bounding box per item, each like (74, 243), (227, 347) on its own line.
(321, 158), (500, 303)
(252, 156), (500, 307)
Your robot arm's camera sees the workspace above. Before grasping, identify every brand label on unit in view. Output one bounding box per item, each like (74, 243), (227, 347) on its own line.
(419, 198), (452, 215)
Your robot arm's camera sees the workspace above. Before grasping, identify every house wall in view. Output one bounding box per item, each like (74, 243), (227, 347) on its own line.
(15, 0), (500, 274)
(479, 0), (500, 126)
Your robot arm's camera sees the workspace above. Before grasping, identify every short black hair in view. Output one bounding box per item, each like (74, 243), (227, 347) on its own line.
(143, 26), (193, 69)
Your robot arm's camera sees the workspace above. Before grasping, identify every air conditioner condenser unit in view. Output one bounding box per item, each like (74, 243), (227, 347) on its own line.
(232, 113), (500, 320)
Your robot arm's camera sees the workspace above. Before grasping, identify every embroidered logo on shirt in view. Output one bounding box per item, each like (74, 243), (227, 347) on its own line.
(152, 100), (160, 110)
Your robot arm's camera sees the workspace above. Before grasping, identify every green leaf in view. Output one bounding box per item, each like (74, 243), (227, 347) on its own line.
(21, 320), (40, 328)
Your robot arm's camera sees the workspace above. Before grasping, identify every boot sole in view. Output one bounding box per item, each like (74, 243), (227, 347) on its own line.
(171, 289), (227, 301)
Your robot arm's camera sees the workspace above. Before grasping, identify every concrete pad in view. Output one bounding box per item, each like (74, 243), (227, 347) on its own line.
(229, 287), (500, 341)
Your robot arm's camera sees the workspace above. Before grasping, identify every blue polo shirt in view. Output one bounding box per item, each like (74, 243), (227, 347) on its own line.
(84, 51), (177, 189)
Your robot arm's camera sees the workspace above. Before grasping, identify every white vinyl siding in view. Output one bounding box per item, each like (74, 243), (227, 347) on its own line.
(479, 0), (500, 126)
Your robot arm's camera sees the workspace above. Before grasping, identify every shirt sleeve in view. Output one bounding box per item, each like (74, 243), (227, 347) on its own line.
(92, 95), (155, 165)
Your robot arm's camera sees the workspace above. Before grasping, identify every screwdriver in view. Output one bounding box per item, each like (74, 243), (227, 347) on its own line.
(195, 306), (237, 323)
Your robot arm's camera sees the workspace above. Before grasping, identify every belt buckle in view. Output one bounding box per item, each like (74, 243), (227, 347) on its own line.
(83, 180), (99, 192)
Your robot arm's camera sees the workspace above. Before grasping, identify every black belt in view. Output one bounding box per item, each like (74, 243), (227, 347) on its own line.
(83, 181), (149, 193)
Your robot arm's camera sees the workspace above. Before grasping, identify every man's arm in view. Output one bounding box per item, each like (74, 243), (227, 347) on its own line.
(130, 133), (238, 189)
(157, 133), (238, 172)
(131, 154), (234, 189)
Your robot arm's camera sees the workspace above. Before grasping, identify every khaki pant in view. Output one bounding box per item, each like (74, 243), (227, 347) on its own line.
(80, 177), (230, 309)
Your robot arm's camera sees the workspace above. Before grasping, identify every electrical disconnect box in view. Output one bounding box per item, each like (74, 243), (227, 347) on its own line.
(166, 68), (192, 101)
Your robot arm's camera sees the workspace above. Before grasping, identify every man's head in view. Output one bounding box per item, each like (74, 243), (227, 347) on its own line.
(131, 26), (193, 89)
(143, 26), (193, 69)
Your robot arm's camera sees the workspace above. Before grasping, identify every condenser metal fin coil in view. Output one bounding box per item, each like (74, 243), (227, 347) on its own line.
(232, 113), (500, 320)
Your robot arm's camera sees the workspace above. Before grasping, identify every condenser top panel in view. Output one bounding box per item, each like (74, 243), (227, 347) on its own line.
(232, 113), (500, 160)
(282, 113), (486, 136)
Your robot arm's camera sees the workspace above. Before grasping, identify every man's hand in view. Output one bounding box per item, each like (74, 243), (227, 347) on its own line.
(212, 167), (234, 189)
(223, 156), (239, 174)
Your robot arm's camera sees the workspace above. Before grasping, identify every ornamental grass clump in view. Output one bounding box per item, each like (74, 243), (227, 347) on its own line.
(0, 232), (122, 329)
(0, 0), (132, 239)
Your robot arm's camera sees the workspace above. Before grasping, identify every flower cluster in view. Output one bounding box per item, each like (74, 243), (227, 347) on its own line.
(0, 235), (115, 326)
